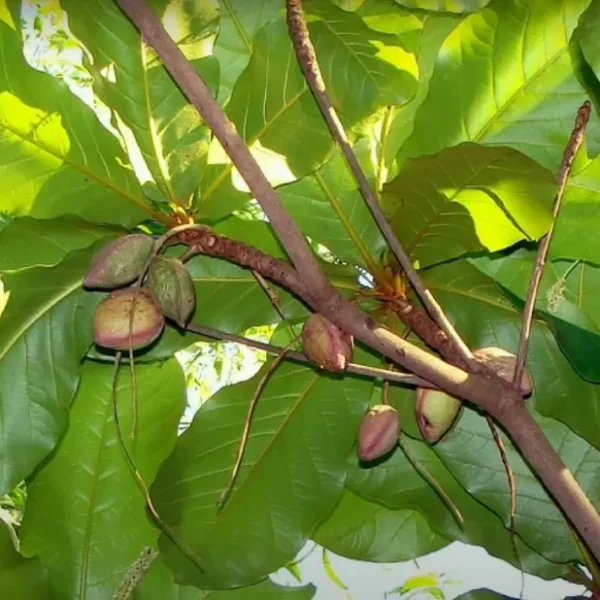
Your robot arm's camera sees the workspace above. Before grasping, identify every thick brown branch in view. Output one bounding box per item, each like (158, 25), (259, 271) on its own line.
(114, 0), (600, 561)
(285, 0), (475, 368)
(514, 101), (591, 388)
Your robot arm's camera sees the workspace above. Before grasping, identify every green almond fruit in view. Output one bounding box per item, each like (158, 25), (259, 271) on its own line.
(415, 388), (462, 444)
(147, 256), (196, 328)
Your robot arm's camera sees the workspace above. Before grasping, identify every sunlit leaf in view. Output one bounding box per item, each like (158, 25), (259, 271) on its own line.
(393, 0), (491, 13)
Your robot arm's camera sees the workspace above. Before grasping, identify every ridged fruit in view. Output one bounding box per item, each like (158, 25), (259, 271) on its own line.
(146, 256), (196, 328)
(301, 314), (353, 372)
(357, 405), (399, 461)
(84, 234), (154, 290)
(474, 346), (533, 396)
(93, 288), (164, 350)
(415, 388), (462, 444)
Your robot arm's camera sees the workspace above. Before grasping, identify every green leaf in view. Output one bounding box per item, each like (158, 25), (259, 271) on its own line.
(346, 435), (568, 579)
(213, 0), (282, 103)
(304, 0), (419, 122)
(19, 359), (186, 600)
(394, 0), (491, 13)
(278, 142), (386, 269)
(382, 144), (555, 267)
(423, 260), (600, 454)
(0, 245), (104, 493)
(402, 0), (596, 172)
(0, 215), (123, 272)
(313, 488), (448, 562)
(472, 251), (600, 382)
(0, 4), (148, 226)
(201, 18), (333, 218)
(454, 591), (517, 600)
(63, 0), (219, 207)
(576, 0), (600, 78)
(151, 360), (373, 588)
(398, 572), (440, 594)
(321, 548), (347, 590)
(0, 519), (49, 599)
(433, 406), (600, 563)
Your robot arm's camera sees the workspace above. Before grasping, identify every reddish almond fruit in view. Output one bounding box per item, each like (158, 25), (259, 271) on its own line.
(93, 288), (164, 350)
(84, 234), (154, 290)
(473, 346), (533, 396)
(301, 314), (353, 372)
(357, 405), (400, 461)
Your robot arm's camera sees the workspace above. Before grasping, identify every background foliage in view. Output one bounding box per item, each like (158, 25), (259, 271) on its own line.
(1, 0), (600, 598)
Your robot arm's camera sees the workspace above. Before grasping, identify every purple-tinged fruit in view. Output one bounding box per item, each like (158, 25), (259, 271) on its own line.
(416, 388), (462, 444)
(147, 256), (196, 328)
(84, 234), (154, 290)
(357, 405), (399, 461)
(301, 314), (353, 372)
(473, 346), (533, 396)
(94, 288), (164, 350)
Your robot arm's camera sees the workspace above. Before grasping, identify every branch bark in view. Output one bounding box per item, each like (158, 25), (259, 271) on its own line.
(114, 0), (600, 562)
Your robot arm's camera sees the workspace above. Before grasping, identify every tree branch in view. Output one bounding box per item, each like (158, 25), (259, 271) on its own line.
(513, 101), (591, 389)
(285, 0), (475, 369)
(114, 0), (600, 561)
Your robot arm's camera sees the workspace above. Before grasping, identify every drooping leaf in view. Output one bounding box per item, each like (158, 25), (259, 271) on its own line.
(0, 3), (148, 226)
(382, 144), (555, 267)
(151, 359), (373, 588)
(393, 0), (492, 13)
(0, 245), (104, 493)
(278, 142), (386, 269)
(0, 519), (49, 599)
(213, 0), (282, 103)
(423, 260), (600, 453)
(454, 591), (518, 600)
(402, 0), (597, 172)
(303, 0), (419, 122)
(472, 251), (600, 382)
(313, 488), (448, 562)
(63, 0), (219, 207)
(346, 434), (569, 579)
(19, 359), (186, 600)
(0, 215), (123, 272)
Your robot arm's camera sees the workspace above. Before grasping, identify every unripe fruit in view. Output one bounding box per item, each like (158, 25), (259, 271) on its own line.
(93, 288), (164, 350)
(147, 256), (196, 328)
(84, 234), (154, 290)
(357, 405), (400, 461)
(301, 314), (353, 372)
(473, 346), (533, 396)
(415, 388), (462, 444)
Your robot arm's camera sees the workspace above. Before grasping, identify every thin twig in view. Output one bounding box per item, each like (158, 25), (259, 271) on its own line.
(217, 348), (291, 509)
(513, 101), (591, 389)
(111, 352), (205, 572)
(184, 322), (430, 387)
(285, 0), (474, 369)
(486, 416), (523, 598)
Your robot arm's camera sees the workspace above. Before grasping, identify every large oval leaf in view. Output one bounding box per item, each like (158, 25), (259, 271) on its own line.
(383, 144), (555, 268)
(63, 0), (219, 208)
(0, 216), (123, 272)
(345, 434), (569, 579)
(151, 360), (372, 588)
(313, 488), (447, 562)
(0, 4), (148, 226)
(0, 245), (104, 493)
(19, 359), (186, 600)
(402, 0), (595, 172)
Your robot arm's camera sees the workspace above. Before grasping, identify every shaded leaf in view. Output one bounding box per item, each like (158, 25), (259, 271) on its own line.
(313, 488), (448, 562)
(454, 591), (517, 600)
(0, 519), (48, 599)
(0, 215), (123, 272)
(0, 3), (147, 226)
(151, 360), (373, 588)
(383, 144), (555, 267)
(20, 359), (186, 600)
(0, 245), (103, 493)
(394, 0), (491, 13)
(423, 260), (600, 454)
(402, 0), (596, 172)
